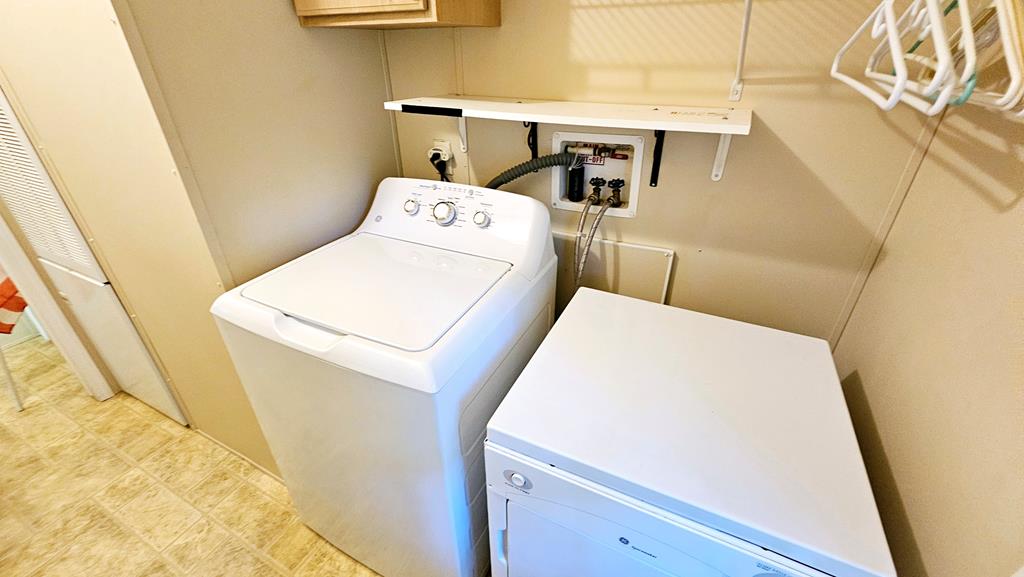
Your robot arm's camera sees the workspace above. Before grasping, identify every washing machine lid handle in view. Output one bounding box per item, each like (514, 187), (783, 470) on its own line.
(240, 232), (511, 352)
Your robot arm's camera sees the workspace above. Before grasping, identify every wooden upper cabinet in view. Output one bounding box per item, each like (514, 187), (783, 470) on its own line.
(292, 0), (500, 28)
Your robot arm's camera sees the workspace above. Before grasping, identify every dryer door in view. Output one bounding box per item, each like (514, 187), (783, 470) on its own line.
(486, 444), (826, 577)
(508, 501), (712, 577)
(506, 500), (724, 577)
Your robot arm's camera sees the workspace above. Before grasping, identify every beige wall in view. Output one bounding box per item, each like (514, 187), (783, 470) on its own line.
(116, 0), (399, 286)
(0, 0), (276, 470)
(834, 107), (1024, 577)
(384, 0), (933, 344)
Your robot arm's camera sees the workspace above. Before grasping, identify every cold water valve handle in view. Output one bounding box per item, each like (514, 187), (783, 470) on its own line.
(607, 179), (625, 207)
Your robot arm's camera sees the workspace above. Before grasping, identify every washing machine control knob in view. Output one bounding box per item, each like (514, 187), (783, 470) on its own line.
(432, 201), (458, 226)
(402, 199), (419, 215)
(510, 473), (527, 488)
(472, 211), (491, 228)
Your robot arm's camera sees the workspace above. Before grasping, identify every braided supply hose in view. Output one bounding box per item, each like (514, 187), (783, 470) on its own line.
(573, 196), (596, 269)
(575, 201), (613, 287)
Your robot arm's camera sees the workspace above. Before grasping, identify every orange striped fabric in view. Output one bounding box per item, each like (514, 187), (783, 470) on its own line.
(0, 277), (27, 335)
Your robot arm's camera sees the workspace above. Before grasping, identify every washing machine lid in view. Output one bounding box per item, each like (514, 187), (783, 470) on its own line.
(241, 232), (511, 352)
(487, 289), (897, 577)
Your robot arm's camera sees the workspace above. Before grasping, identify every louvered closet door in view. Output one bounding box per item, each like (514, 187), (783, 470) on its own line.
(0, 89), (106, 281)
(0, 87), (187, 425)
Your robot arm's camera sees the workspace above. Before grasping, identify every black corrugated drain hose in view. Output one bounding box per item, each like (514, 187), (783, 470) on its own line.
(484, 152), (577, 190)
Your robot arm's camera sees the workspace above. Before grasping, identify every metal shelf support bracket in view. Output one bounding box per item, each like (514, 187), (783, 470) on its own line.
(729, 0), (753, 102)
(711, 134), (733, 181)
(650, 130), (666, 187)
(458, 117), (469, 152)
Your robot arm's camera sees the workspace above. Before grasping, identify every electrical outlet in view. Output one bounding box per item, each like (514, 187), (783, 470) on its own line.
(427, 140), (455, 179)
(429, 139), (453, 162)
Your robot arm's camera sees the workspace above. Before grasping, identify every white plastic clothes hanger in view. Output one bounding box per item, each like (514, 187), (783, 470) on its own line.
(995, 0), (1024, 109)
(914, 0), (957, 94)
(942, 0), (980, 97)
(867, 1), (922, 65)
(831, 0), (910, 110)
(909, 1), (978, 91)
(905, 0), (979, 110)
(867, 0), (959, 115)
(964, 0), (1023, 109)
(867, 1), (953, 93)
(1016, 0), (1024, 114)
(1010, 0), (1024, 115)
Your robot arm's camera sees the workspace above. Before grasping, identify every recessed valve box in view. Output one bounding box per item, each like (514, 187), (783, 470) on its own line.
(551, 131), (644, 218)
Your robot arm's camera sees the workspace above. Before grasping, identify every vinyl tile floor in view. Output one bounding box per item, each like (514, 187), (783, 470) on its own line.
(0, 336), (379, 577)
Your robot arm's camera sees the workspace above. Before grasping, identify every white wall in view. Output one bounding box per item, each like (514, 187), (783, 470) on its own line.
(834, 106), (1024, 577)
(118, 0), (399, 285)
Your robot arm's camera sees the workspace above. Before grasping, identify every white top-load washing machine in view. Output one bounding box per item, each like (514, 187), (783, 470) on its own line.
(211, 178), (556, 577)
(485, 289), (897, 577)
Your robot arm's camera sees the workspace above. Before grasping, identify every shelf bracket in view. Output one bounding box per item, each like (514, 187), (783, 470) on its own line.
(525, 121), (539, 160)
(457, 117), (469, 153)
(729, 0), (753, 102)
(391, 102), (470, 152)
(711, 134), (733, 181)
(650, 130), (666, 187)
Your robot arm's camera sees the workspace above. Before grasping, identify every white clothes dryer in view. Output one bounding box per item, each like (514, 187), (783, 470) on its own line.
(485, 289), (896, 577)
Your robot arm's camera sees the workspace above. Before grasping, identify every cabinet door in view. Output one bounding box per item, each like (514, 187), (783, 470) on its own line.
(293, 0), (427, 16)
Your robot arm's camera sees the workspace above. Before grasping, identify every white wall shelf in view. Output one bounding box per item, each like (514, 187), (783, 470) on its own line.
(384, 96), (752, 182)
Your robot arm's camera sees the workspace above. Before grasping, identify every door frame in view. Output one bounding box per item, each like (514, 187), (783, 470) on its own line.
(0, 204), (116, 401)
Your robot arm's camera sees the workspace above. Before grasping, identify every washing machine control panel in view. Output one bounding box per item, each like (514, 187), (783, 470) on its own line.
(364, 178), (551, 276)
(399, 182), (502, 230)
